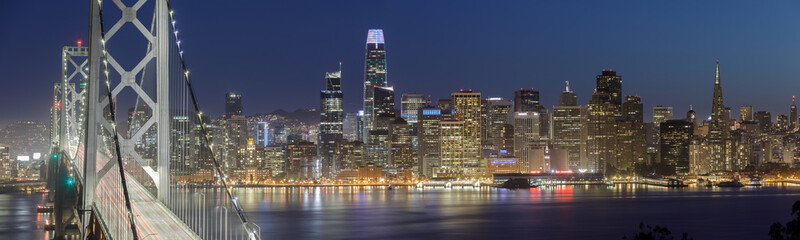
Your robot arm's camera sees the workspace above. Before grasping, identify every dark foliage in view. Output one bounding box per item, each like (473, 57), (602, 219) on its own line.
(623, 222), (693, 240)
(769, 200), (800, 240)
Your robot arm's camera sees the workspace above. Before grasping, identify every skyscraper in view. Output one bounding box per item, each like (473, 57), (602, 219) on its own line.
(320, 71), (344, 178)
(256, 122), (268, 147)
(452, 90), (483, 177)
(791, 97), (797, 131)
(616, 96), (646, 170)
(740, 106), (754, 122)
(418, 106), (442, 177)
(596, 70), (623, 107)
(514, 111), (540, 173)
(559, 81), (578, 106)
(362, 29), (387, 141)
(373, 86), (396, 118)
(225, 92), (243, 119)
(709, 60), (728, 171)
(653, 106), (674, 126)
(485, 97), (512, 152)
(587, 92), (619, 173)
(551, 105), (586, 171)
(660, 120), (693, 174)
(401, 93), (426, 126)
(514, 89), (540, 112)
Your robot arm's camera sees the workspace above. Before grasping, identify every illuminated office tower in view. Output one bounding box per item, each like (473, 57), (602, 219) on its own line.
(342, 112), (359, 142)
(401, 93), (426, 126)
(596, 70), (623, 107)
(514, 89), (539, 112)
(777, 115), (789, 132)
(615, 96), (646, 170)
(362, 29), (387, 141)
(439, 120), (465, 176)
(740, 106), (754, 122)
(660, 120), (693, 174)
(709, 61), (728, 171)
(653, 106), (673, 126)
(452, 90), (483, 177)
(256, 122), (268, 147)
(552, 105), (586, 171)
(264, 146), (286, 176)
(514, 112), (540, 173)
(485, 97), (512, 152)
(587, 92), (619, 173)
(0, 147), (10, 179)
(287, 141), (317, 180)
(559, 81), (578, 107)
(237, 138), (265, 169)
(320, 71), (344, 178)
(389, 118), (414, 170)
(791, 97), (798, 130)
(225, 92), (243, 119)
(418, 107), (442, 177)
(496, 124), (515, 158)
(514, 89), (549, 139)
(374, 86), (396, 118)
(754, 111), (771, 133)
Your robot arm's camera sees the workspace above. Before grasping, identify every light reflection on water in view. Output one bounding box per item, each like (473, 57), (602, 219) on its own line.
(3, 184), (800, 239)
(233, 183), (800, 240)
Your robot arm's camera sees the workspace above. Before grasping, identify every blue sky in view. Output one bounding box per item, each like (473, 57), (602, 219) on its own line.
(1, 1), (799, 127)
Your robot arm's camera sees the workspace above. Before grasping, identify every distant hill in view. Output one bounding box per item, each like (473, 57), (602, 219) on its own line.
(262, 108), (319, 126)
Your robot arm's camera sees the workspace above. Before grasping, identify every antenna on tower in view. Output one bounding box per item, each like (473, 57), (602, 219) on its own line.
(689, 104), (693, 110)
(339, 61), (342, 73)
(565, 81), (570, 92)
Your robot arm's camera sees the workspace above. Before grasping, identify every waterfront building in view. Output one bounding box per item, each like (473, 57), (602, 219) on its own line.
(389, 118), (414, 170)
(264, 145), (286, 177)
(514, 112), (541, 173)
(418, 107), (442, 177)
(452, 90), (483, 177)
(551, 105), (587, 171)
(587, 92), (619, 173)
(287, 141), (317, 180)
(439, 120), (466, 176)
(484, 97), (512, 152)
(237, 138), (266, 169)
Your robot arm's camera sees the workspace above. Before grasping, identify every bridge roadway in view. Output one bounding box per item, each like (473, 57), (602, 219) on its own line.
(95, 154), (199, 240)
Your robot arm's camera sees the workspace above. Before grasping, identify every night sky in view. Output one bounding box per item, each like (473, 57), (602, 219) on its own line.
(2, 1), (800, 128)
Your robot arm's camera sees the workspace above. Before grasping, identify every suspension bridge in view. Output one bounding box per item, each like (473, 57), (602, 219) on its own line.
(47, 0), (259, 239)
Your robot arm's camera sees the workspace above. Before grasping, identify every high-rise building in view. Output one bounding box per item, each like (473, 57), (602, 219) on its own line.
(777, 115), (789, 132)
(615, 96), (646, 170)
(389, 118), (414, 170)
(418, 107), (442, 177)
(552, 105), (587, 171)
(587, 92), (619, 173)
(439, 120), (465, 176)
(653, 106), (673, 126)
(452, 90), (483, 177)
(559, 81), (578, 106)
(514, 89), (548, 138)
(287, 141), (317, 180)
(342, 112), (360, 142)
(362, 29), (388, 141)
(596, 70), (623, 107)
(256, 122), (268, 147)
(373, 86), (396, 118)
(791, 97), (798, 131)
(485, 97), (512, 152)
(0, 147), (10, 180)
(264, 146), (286, 176)
(660, 120), (693, 174)
(496, 124), (515, 158)
(514, 89), (540, 112)
(709, 60), (728, 171)
(686, 106), (697, 128)
(225, 92), (243, 119)
(320, 71), (344, 178)
(740, 106), (754, 122)
(237, 138), (265, 169)
(514, 112), (540, 173)
(754, 111), (772, 133)
(401, 93), (426, 126)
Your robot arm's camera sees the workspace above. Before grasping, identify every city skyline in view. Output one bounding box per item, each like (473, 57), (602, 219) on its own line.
(2, 1), (800, 128)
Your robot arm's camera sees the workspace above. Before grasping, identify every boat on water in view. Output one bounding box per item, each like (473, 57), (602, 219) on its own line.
(499, 178), (538, 189)
(717, 180), (744, 187)
(638, 175), (687, 187)
(746, 177), (763, 186)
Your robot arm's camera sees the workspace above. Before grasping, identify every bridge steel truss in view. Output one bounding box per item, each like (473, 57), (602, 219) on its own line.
(48, 0), (265, 239)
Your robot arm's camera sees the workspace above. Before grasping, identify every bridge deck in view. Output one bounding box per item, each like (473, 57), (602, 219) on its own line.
(97, 154), (199, 240)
